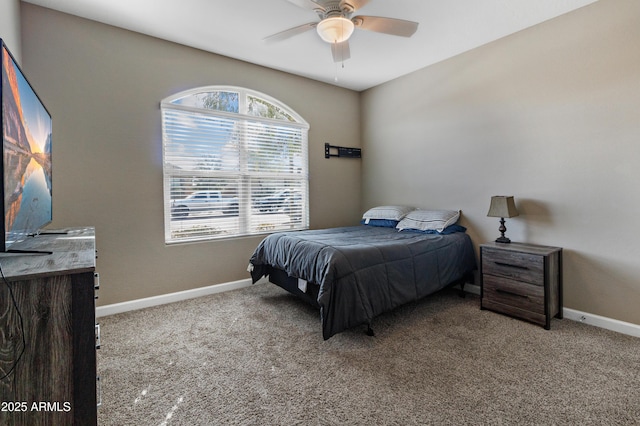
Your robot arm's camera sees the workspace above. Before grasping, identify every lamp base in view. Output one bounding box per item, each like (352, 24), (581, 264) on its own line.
(495, 217), (511, 243)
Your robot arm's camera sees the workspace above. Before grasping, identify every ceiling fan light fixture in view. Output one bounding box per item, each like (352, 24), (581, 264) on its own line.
(316, 16), (355, 43)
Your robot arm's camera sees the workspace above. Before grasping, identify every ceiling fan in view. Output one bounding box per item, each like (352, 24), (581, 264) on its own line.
(264, 0), (419, 63)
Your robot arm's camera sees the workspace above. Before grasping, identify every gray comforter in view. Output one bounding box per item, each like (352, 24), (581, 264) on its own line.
(249, 226), (476, 339)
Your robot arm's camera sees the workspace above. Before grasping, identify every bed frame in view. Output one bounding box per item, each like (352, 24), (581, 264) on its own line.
(266, 265), (473, 336)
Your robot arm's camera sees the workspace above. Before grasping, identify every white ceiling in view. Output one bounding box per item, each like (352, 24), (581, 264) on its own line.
(23, 0), (597, 91)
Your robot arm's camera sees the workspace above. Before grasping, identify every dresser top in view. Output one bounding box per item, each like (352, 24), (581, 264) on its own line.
(480, 241), (562, 256)
(0, 227), (96, 280)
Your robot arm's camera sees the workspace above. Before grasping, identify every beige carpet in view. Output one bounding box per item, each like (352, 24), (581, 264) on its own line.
(97, 282), (640, 425)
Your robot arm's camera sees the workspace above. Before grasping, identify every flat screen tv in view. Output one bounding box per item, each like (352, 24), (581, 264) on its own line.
(1, 39), (52, 252)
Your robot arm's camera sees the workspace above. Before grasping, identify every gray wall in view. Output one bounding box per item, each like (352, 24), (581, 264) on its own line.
(0, 0), (21, 61)
(20, 4), (362, 305)
(361, 0), (640, 326)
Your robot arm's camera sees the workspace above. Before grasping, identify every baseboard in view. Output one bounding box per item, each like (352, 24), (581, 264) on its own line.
(96, 278), (255, 318)
(563, 308), (640, 338)
(97, 279), (640, 339)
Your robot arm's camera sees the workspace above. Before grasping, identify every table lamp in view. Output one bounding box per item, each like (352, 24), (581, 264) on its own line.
(487, 196), (519, 243)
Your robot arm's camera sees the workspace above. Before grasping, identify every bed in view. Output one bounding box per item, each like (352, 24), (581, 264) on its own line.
(248, 206), (477, 340)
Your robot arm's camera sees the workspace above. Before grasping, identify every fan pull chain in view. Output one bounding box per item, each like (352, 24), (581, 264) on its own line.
(332, 40), (346, 82)
(334, 41), (339, 82)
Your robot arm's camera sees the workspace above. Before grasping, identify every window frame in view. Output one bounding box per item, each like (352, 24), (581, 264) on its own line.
(161, 86), (310, 244)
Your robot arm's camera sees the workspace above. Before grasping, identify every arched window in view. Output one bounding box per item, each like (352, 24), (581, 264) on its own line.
(161, 86), (309, 243)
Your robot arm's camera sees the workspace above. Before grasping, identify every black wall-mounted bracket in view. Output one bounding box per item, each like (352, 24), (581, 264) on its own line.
(325, 143), (362, 159)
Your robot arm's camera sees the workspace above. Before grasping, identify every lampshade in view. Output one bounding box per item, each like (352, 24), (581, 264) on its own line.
(316, 16), (355, 43)
(487, 196), (519, 218)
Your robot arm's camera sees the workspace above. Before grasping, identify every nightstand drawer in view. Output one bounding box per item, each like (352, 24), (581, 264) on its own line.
(483, 275), (544, 314)
(482, 247), (544, 285)
(481, 299), (547, 327)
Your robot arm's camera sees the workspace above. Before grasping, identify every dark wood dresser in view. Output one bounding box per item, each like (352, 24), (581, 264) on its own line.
(480, 241), (563, 330)
(0, 227), (98, 425)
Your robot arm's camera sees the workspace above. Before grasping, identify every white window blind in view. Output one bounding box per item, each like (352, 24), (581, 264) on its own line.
(162, 87), (309, 244)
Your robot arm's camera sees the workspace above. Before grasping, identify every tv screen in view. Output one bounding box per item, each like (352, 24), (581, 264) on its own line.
(1, 39), (52, 252)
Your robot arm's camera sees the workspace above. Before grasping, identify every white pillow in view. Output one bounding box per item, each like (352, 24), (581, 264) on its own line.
(396, 209), (460, 233)
(362, 205), (415, 222)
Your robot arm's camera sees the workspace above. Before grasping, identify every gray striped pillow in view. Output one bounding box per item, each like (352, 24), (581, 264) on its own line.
(362, 205), (415, 222)
(396, 209), (460, 233)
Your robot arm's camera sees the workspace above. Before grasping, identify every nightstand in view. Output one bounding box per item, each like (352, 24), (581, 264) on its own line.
(480, 242), (563, 330)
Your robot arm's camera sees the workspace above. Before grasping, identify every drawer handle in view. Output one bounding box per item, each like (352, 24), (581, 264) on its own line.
(96, 375), (102, 407)
(494, 261), (529, 270)
(95, 323), (101, 350)
(496, 288), (528, 299)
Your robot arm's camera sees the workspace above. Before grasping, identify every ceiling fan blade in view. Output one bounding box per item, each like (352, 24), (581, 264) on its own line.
(285, 0), (325, 13)
(331, 40), (351, 63)
(263, 22), (317, 43)
(352, 16), (419, 37)
(339, 0), (370, 13)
